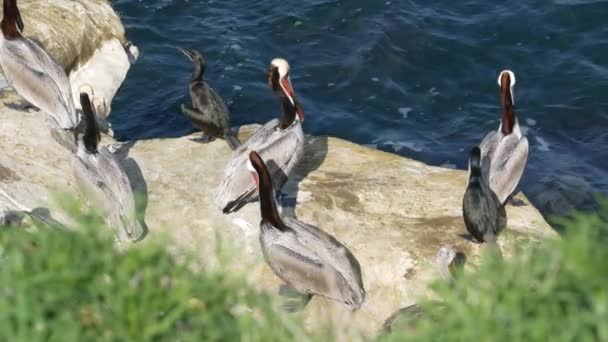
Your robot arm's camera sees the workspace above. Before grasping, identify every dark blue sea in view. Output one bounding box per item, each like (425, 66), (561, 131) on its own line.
(111, 0), (608, 221)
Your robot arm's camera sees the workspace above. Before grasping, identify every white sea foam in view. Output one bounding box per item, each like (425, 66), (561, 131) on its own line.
(377, 140), (423, 153)
(535, 136), (551, 152)
(398, 107), (412, 118)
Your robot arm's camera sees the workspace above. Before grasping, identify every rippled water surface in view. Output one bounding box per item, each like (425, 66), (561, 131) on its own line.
(111, 0), (608, 219)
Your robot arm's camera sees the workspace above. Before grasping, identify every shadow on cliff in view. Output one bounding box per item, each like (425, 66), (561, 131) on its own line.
(281, 136), (329, 216)
(113, 141), (150, 242)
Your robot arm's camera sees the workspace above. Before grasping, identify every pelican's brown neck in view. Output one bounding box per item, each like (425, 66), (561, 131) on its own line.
(268, 64), (302, 129)
(500, 73), (516, 135)
(249, 151), (286, 230)
(1, 0), (22, 40)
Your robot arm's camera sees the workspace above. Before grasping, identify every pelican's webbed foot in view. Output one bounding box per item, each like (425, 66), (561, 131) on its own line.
(278, 285), (312, 313)
(191, 134), (216, 144)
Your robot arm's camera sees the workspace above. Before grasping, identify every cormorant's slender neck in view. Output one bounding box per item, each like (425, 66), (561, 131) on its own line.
(254, 158), (287, 230)
(191, 61), (204, 83)
(278, 95), (296, 129)
(469, 167), (482, 183)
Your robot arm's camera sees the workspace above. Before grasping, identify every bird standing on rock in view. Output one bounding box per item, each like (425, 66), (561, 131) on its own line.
(215, 58), (305, 214)
(479, 70), (529, 205)
(73, 90), (145, 243)
(0, 0), (79, 132)
(247, 150), (365, 312)
(177, 47), (240, 150)
(463, 146), (507, 245)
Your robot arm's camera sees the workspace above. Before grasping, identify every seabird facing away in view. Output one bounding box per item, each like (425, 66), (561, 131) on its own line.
(248, 150), (365, 311)
(215, 58), (305, 214)
(0, 0), (79, 130)
(73, 91), (145, 243)
(463, 147), (507, 245)
(479, 70), (529, 204)
(177, 47), (241, 150)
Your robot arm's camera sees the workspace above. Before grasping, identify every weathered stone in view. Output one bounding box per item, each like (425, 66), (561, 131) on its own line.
(125, 126), (557, 336)
(0, 0), (136, 120)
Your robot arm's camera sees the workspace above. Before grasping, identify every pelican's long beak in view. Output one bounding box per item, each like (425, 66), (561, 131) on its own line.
(176, 47), (195, 62)
(16, 7), (23, 32)
(280, 77), (304, 122)
(246, 157), (260, 190)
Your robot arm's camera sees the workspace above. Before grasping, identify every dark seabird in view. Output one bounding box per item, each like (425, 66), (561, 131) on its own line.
(463, 147), (507, 245)
(177, 47), (240, 150)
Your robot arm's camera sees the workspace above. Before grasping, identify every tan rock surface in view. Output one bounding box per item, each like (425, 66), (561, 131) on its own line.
(0, 102), (557, 335)
(125, 125), (557, 336)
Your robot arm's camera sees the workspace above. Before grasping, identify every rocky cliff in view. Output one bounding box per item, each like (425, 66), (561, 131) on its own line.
(0, 0), (557, 337)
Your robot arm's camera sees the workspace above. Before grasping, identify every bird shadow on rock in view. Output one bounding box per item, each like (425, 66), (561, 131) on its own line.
(280, 136), (329, 217)
(111, 140), (150, 242)
(458, 233), (477, 243)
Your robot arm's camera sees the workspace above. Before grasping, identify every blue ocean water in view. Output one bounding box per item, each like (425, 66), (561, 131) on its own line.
(111, 0), (608, 219)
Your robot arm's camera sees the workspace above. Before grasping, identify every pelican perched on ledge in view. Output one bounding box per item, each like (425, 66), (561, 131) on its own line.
(247, 150), (365, 311)
(73, 90), (145, 243)
(215, 58), (305, 214)
(0, 0), (79, 130)
(480, 70), (529, 204)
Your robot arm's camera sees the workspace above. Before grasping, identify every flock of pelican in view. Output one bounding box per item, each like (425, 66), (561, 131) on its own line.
(0, 0), (529, 327)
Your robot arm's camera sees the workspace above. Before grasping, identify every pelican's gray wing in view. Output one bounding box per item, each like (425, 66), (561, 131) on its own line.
(285, 216), (363, 289)
(216, 121), (302, 213)
(74, 148), (144, 242)
(479, 130), (500, 184)
(489, 135), (529, 204)
(234, 118), (280, 153)
(0, 39), (77, 129)
(266, 218), (363, 308)
(264, 235), (329, 296)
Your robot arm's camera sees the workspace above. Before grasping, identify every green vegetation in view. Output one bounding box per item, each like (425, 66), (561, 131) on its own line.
(0, 203), (313, 341)
(382, 204), (608, 341)
(0, 199), (606, 341)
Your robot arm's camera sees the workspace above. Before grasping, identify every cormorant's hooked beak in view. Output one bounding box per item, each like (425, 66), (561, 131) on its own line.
(279, 76), (304, 122)
(176, 47), (196, 62)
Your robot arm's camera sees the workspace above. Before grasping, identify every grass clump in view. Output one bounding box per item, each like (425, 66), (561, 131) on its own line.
(382, 203), (608, 341)
(0, 206), (310, 341)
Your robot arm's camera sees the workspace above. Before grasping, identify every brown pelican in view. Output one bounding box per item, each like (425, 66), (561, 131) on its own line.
(0, 0), (79, 130)
(382, 246), (464, 333)
(463, 147), (507, 245)
(247, 150), (365, 311)
(177, 47), (241, 150)
(215, 58), (304, 214)
(73, 91), (144, 242)
(479, 70), (529, 204)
